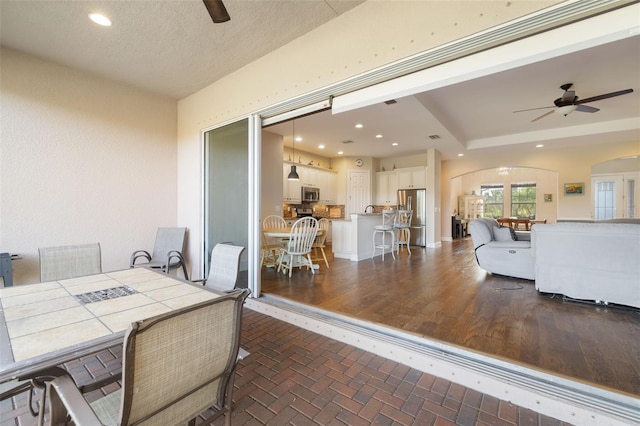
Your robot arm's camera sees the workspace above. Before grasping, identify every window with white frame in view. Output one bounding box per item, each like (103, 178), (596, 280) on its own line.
(481, 184), (504, 218)
(511, 183), (536, 218)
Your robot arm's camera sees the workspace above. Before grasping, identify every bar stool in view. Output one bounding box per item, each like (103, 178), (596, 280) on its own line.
(394, 210), (412, 255)
(372, 209), (396, 261)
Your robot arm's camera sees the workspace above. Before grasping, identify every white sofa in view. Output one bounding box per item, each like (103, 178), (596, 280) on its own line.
(532, 222), (640, 308)
(468, 218), (535, 280)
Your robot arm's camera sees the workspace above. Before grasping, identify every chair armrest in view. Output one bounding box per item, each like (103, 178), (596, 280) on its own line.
(166, 250), (189, 280)
(48, 374), (102, 425)
(78, 372), (122, 394)
(130, 250), (151, 266)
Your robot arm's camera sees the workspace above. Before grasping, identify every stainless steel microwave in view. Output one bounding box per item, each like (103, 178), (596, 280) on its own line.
(301, 186), (320, 202)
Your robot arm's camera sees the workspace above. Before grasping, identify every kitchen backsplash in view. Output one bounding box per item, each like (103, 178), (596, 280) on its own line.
(283, 204), (344, 220)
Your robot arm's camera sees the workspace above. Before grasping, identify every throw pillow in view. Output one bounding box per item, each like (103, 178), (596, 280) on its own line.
(493, 226), (514, 242)
(508, 226), (518, 241)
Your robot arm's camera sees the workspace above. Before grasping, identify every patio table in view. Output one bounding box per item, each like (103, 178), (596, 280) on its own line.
(0, 268), (223, 383)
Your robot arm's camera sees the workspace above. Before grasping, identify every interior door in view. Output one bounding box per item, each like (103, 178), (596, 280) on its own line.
(348, 170), (371, 216)
(592, 175), (623, 220)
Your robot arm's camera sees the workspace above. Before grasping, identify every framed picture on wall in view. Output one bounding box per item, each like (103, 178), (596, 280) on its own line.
(564, 183), (584, 195)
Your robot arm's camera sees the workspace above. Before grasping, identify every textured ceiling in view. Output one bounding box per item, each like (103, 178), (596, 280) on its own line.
(1, 1), (638, 161)
(0, 0), (365, 99)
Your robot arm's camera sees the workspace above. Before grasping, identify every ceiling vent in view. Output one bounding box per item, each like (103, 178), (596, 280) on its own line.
(342, 140), (354, 144)
(384, 99), (397, 105)
(428, 135), (440, 140)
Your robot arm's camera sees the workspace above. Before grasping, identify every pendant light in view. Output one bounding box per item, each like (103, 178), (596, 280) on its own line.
(287, 119), (300, 180)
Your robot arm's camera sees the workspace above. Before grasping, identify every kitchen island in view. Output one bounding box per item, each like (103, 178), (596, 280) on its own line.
(332, 213), (392, 261)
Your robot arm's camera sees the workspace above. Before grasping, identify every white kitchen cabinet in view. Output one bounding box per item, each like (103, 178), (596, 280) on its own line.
(283, 164), (302, 203)
(376, 171), (398, 205)
(318, 170), (337, 204)
(283, 163), (337, 205)
(458, 195), (484, 219)
(397, 166), (426, 189)
(300, 167), (319, 187)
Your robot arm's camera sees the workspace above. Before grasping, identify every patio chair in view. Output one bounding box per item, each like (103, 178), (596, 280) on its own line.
(194, 243), (245, 292)
(130, 227), (189, 280)
(277, 217), (318, 277)
(39, 243), (101, 282)
(46, 289), (250, 426)
(0, 367), (67, 426)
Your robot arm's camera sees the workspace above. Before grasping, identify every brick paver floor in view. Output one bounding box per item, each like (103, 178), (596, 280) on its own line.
(1, 308), (569, 425)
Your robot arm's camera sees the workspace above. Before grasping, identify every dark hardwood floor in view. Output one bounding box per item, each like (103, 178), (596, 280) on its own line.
(261, 238), (640, 397)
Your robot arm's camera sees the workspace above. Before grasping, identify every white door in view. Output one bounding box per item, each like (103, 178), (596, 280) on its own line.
(348, 170), (371, 215)
(592, 175), (623, 220)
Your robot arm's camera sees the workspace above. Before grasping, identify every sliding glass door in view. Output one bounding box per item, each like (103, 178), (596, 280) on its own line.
(203, 119), (249, 283)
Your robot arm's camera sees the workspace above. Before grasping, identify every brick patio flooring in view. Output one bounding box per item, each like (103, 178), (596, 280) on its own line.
(1, 308), (569, 425)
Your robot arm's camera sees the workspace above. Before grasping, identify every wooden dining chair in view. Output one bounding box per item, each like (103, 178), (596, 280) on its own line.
(261, 215), (287, 267)
(312, 218), (330, 268)
(277, 217), (318, 277)
(46, 289), (250, 426)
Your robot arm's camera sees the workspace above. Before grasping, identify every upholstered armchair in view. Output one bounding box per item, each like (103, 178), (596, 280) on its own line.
(468, 218), (535, 280)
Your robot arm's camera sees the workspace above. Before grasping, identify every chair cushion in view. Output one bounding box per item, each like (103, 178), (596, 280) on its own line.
(493, 226), (515, 242)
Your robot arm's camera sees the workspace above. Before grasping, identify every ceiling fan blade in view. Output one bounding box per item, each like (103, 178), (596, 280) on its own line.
(531, 110), (555, 122)
(576, 105), (599, 113)
(513, 106), (553, 113)
(203, 0), (230, 23)
(574, 88), (633, 104)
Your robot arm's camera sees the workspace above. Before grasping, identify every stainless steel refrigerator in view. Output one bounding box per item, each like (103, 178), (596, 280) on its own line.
(397, 189), (427, 247)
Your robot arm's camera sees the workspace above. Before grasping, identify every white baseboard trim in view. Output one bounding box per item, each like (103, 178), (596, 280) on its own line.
(246, 295), (640, 426)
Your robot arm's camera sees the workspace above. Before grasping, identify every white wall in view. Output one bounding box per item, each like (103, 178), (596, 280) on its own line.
(177, 0), (556, 272)
(441, 139), (640, 237)
(1, 48), (178, 284)
(261, 131), (284, 219)
(454, 167), (558, 222)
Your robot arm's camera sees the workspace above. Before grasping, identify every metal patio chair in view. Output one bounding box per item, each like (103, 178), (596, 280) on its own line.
(45, 289), (250, 426)
(130, 227), (189, 280)
(195, 243), (245, 292)
(39, 243), (102, 282)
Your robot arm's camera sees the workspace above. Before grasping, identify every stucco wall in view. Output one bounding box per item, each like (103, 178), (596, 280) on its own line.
(177, 0), (558, 273)
(1, 48), (178, 284)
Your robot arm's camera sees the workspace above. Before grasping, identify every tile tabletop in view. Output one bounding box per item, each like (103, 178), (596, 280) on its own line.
(0, 268), (219, 381)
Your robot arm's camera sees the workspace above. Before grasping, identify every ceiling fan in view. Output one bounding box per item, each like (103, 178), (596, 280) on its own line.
(513, 83), (634, 122)
(203, 0), (230, 23)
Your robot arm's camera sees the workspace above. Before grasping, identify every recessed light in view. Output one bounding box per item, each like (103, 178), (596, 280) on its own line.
(295, 136), (302, 142)
(392, 142), (398, 146)
(338, 151), (344, 155)
(457, 153), (464, 157)
(536, 144), (544, 148)
(89, 13), (112, 26)
(318, 144), (325, 149)
(376, 134), (382, 138)
(355, 124), (363, 129)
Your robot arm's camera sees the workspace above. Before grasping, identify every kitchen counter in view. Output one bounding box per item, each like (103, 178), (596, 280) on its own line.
(332, 213), (389, 261)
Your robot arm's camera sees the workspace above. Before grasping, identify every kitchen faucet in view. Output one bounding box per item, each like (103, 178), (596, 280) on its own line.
(364, 205), (375, 214)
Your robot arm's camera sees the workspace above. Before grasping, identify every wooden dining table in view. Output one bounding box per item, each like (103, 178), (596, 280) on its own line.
(0, 268), (223, 383)
(262, 227), (323, 272)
